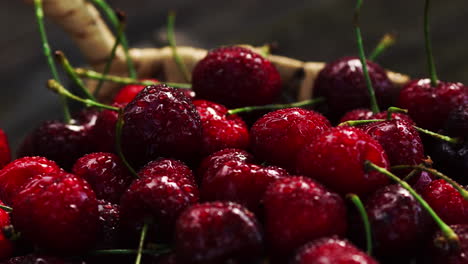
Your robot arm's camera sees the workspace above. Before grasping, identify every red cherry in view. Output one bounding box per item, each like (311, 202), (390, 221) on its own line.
(296, 126), (390, 195)
(72, 152), (133, 203)
(0, 201), (13, 260)
(263, 176), (347, 258)
(0, 129), (11, 170)
(250, 108), (331, 171)
(122, 84), (202, 166)
(398, 79), (468, 130)
(192, 46), (282, 108)
(421, 179), (468, 225)
(174, 202), (263, 264)
(292, 237), (377, 264)
(91, 102), (125, 153)
(11, 172), (99, 254)
(0, 156), (61, 205)
(314, 56), (396, 121)
(428, 224), (468, 264)
(193, 100), (249, 156)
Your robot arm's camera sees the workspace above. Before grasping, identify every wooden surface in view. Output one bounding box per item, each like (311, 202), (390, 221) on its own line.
(1, 0), (467, 150)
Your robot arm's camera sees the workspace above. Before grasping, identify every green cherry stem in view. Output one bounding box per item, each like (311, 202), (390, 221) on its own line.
(385, 106), (408, 120)
(54, 51), (96, 101)
(365, 161), (459, 247)
(413, 126), (460, 144)
(346, 193), (373, 255)
(94, 10), (126, 98)
(47, 80), (119, 111)
(424, 0), (439, 86)
(368, 33), (396, 61)
(392, 164), (468, 201)
(75, 68), (192, 89)
(338, 119), (385, 127)
(89, 0), (137, 79)
(402, 165), (423, 182)
(135, 223), (149, 264)
(354, 0), (380, 114)
(167, 11), (191, 83)
(0, 204), (13, 213)
(34, 0), (71, 122)
(227, 97), (325, 115)
(115, 110), (138, 178)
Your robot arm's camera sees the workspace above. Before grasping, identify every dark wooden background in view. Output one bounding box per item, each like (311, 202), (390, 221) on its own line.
(1, 0), (467, 150)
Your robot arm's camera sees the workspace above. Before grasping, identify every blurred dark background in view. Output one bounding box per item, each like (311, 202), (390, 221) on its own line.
(1, 0), (467, 151)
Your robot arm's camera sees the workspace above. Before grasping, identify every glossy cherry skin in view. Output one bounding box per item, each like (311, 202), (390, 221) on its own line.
(422, 179), (468, 225)
(398, 79), (468, 130)
(72, 152), (133, 203)
(0, 129), (10, 170)
(428, 224), (468, 264)
(314, 56), (396, 121)
(250, 108), (331, 171)
(174, 202), (263, 264)
(296, 126), (390, 195)
(11, 172), (99, 254)
(197, 148), (253, 183)
(360, 119), (424, 176)
(192, 46), (282, 108)
(113, 79), (159, 104)
(96, 200), (120, 249)
(0, 156), (61, 205)
(193, 100), (249, 156)
(292, 237), (378, 264)
(91, 102), (125, 153)
(339, 108), (373, 124)
(263, 176), (347, 259)
(121, 84), (202, 167)
(363, 184), (432, 256)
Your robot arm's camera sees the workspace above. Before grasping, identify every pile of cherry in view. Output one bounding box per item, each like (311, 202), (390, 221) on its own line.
(1, 0), (468, 263)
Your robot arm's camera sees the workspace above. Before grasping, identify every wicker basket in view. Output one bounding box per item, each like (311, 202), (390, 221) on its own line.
(29, 0), (410, 103)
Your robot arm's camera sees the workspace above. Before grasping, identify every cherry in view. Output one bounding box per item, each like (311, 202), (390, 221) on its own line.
(113, 79), (159, 104)
(72, 152), (134, 203)
(362, 184), (432, 257)
(192, 46), (282, 108)
(197, 148), (253, 183)
(121, 84), (202, 166)
(360, 119), (424, 176)
(96, 200), (120, 249)
(193, 99), (249, 156)
(0, 156), (61, 205)
(250, 108), (331, 170)
(0, 201), (13, 260)
(314, 56), (396, 121)
(138, 158), (195, 183)
(17, 119), (95, 170)
(296, 126), (390, 195)
(292, 237), (377, 264)
(399, 79), (467, 130)
(119, 166), (199, 241)
(200, 153), (289, 212)
(263, 176), (347, 259)
(91, 102), (125, 153)
(0, 129), (11, 170)
(421, 179), (468, 225)
(371, 111), (415, 125)
(428, 224), (468, 264)
(11, 172), (99, 254)
(339, 108), (373, 124)
(174, 201), (263, 264)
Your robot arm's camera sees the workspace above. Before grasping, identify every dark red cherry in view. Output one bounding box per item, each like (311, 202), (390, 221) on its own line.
(314, 56), (396, 121)
(91, 102), (125, 153)
(197, 148), (253, 183)
(0, 129), (11, 170)
(193, 100), (249, 156)
(398, 79), (468, 130)
(11, 172), (99, 254)
(296, 126), (390, 195)
(72, 152), (133, 203)
(174, 202), (263, 264)
(121, 84), (202, 166)
(292, 237), (378, 264)
(250, 108), (331, 170)
(0, 156), (61, 205)
(113, 79), (158, 104)
(0, 201), (13, 260)
(263, 176), (347, 259)
(192, 46), (282, 108)
(428, 224), (468, 264)
(96, 200), (120, 249)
